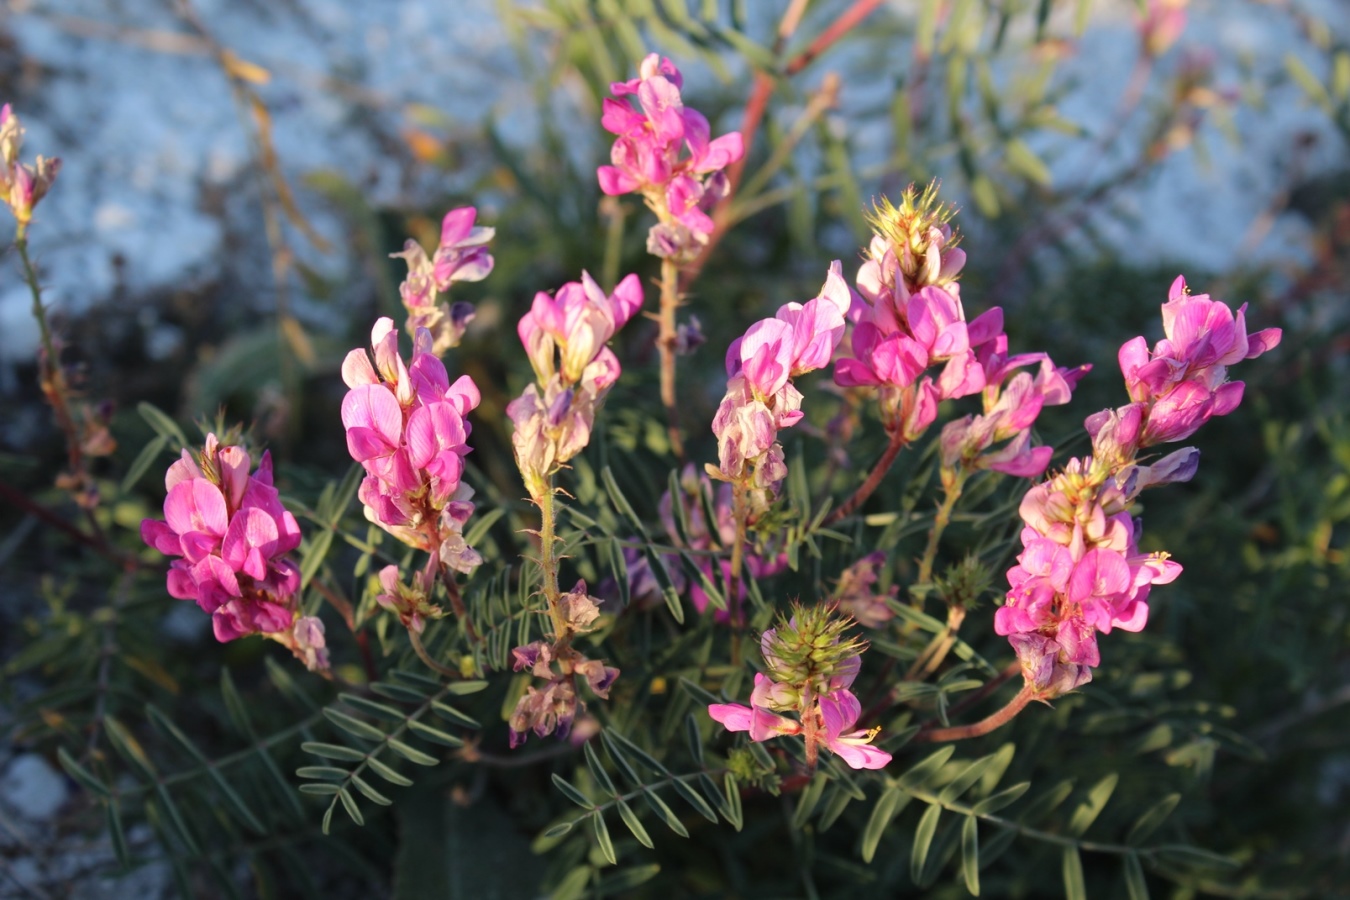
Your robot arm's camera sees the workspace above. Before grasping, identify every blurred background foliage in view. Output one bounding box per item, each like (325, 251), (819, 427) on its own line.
(0, 0), (1347, 897)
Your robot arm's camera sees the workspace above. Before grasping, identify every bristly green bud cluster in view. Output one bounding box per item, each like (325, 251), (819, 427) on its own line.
(726, 746), (781, 795)
(865, 180), (961, 262)
(934, 554), (993, 610)
(761, 602), (866, 692)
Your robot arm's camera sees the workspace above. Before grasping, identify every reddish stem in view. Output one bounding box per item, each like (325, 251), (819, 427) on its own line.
(913, 683), (1035, 743)
(825, 430), (907, 525)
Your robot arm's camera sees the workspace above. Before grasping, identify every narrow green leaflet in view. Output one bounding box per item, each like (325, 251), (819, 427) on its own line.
(1124, 852), (1149, 900)
(616, 798), (654, 849)
(323, 708), (386, 743)
(584, 741), (617, 796)
(592, 812), (617, 866)
(303, 742), (368, 763)
(1067, 772), (1118, 837)
(1126, 793), (1180, 845)
(910, 803), (942, 887)
(961, 815), (980, 896)
(1063, 847), (1086, 900)
(553, 774), (595, 810)
(861, 787), (909, 863)
(642, 789), (689, 838)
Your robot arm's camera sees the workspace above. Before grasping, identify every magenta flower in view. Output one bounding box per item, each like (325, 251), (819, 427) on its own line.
(141, 435), (322, 666)
(0, 104), (60, 227)
(391, 206), (494, 353)
(341, 318), (483, 571)
(509, 273), (644, 500)
(713, 263), (852, 496)
(995, 276), (1275, 698)
(597, 54), (744, 260)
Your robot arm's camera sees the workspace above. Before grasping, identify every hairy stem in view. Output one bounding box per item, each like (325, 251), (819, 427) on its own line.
(916, 467), (967, 590)
(913, 684), (1035, 743)
(658, 257), (684, 459)
(904, 603), (966, 681)
(17, 232), (104, 544)
(825, 429), (908, 525)
(728, 482), (748, 666)
(536, 481), (568, 643)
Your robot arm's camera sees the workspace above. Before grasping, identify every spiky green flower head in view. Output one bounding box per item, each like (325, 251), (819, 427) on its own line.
(935, 553), (994, 610)
(865, 181), (965, 292)
(760, 602), (867, 695)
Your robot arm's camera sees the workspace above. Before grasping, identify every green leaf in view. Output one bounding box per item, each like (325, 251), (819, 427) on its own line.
(970, 173), (1001, 218)
(615, 798), (654, 849)
(338, 787), (366, 826)
(939, 754), (998, 804)
(350, 773), (392, 806)
(296, 766), (350, 781)
(107, 800), (130, 870)
(57, 747), (111, 798)
(861, 787), (909, 863)
(339, 694), (407, 722)
(685, 715), (704, 767)
(595, 863), (661, 895)
(1062, 847), (1086, 900)
(432, 700), (482, 728)
(551, 866), (591, 900)
(121, 433), (169, 493)
(366, 756), (414, 787)
(406, 719), (464, 748)
(1286, 53), (1332, 112)
(104, 716), (157, 781)
(671, 778), (718, 822)
(972, 781), (1031, 815)
(910, 803), (942, 886)
(155, 784), (200, 855)
(1126, 792), (1180, 845)
(600, 732), (640, 787)
(641, 789), (688, 838)
(299, 528), (334, 592)
(1124, 852), (1149, 900)
(299, 783), (343, 796)
(371, 681), (431, 703)
(553, 774), (595, 810)
(722, 773), (743, 831)
(592, 812), (617, 866)
(446, 680), (489, 696)
(897, 745), (957, 791)
(1153, 844), (1239, 870)
(585, 741), (617, 796)
(542, 821), (574, 839)
(220, 669), (252, 737)
(1067, 772), (1118, 837)
(387, 738), (438, 766)
(1018, 778), (1074, 824)
(323, 708), (386, 743)
(792, 772), (829, 830)
(137, 401), (188, 449)
(148, 704), (265, 832)
(961, 815), (980, 896)
(601, 466), (648, 539)
(303, 741), (368, 763)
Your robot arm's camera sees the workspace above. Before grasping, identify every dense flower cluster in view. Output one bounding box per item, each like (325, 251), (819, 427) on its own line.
(712, 262), (853, 505)
(507, 583), (619, 747)
(597, 54), (744, 261)
(508, 272), (644, 500)
(141, 435), (328, 669)
(708, 607), (891, 770)
(996, 277), (1280, 696)
(391, 206), (494, 353)
(341, 317), (483, 574)
(939, 335), (1089, 479)
(0, 104), (60, 227)
(834, 186), (1003, 440)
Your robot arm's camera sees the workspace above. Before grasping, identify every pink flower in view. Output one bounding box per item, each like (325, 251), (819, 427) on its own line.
(597, 54), (744, 259)
(389, 206), (493, 353)
(341, 318), (483, 565)
(0, 106), (60, 226)
(142, 436), (305, 647)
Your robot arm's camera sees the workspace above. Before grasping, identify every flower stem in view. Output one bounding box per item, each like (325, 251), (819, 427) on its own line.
(536, 481), (568, 643)
(916, 466), (967, 589)
(728, 482), (748, 666)
(801, 682), (819, 771)
(408, 627), (460, 680)
(16, 230), (105, 545)
(904, 603), (966, 681)
(913, 683), (1035, 743)
(658, 257), (684, 459)
(825, 429), (908, 525)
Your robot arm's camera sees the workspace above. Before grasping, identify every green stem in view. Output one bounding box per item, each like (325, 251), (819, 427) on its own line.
(537, 481), (567, 643)
(916, 466), (967, 589)
(658, 257), (684, 459)
(727, 482), (748, 666)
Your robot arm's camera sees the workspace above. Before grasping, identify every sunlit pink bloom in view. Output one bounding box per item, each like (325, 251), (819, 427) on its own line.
(818, 691), (891, 770)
